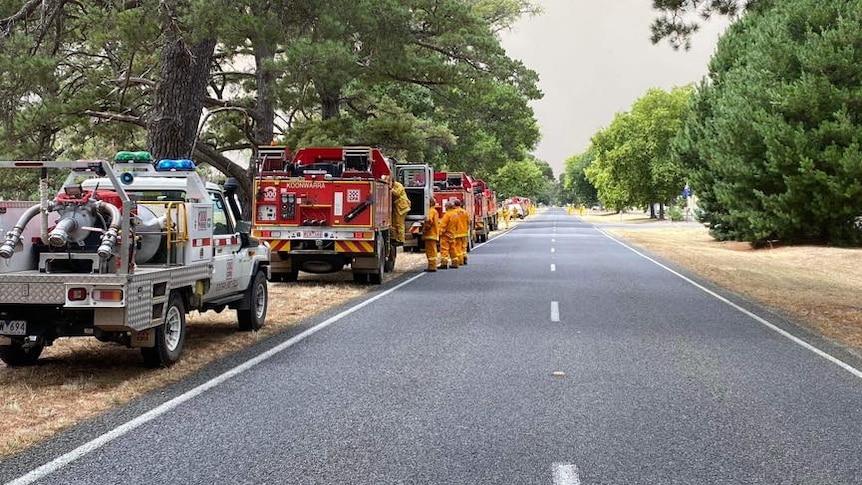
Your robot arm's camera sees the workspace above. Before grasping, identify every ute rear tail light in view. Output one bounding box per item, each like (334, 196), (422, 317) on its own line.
(68, 288), (88, 301)
(93, 289), (123, 302)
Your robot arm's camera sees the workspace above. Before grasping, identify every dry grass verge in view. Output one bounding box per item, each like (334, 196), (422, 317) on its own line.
(0, 251), (427, 458)
(578, 210), (655, 224)
(604, 224), (862, 350)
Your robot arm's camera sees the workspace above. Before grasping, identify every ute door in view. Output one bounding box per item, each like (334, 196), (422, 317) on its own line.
(207, 192), (244, 298)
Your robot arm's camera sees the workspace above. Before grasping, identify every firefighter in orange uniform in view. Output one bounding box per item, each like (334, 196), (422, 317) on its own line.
(438, 201), (459, 269)
(390, 180), (411, 246)
(422, 198), (440, 272)
(453, 199), (470, 266)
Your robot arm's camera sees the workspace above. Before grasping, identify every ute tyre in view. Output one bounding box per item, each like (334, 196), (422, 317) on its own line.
(0, 341), (43, 367)
(368, 236), (385, 285)
(142, 292), (186, 368)
(238, 271), (268, 331)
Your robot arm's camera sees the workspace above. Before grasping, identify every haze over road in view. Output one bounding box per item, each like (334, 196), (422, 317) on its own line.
(5, 209), (862, 484)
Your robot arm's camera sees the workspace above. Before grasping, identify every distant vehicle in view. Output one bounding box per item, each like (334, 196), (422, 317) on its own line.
(471, 179), (498, 242)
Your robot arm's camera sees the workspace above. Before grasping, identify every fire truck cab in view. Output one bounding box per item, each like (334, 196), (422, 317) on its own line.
(394, 163), (434, 252)
(433, 172), (476, 251)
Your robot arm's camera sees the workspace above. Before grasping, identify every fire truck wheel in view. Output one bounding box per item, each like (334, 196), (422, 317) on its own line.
(384, 245), (396, 273)
(142, 292), (186, 368)
(0, 340), (44, 366)
(238, 271), (268, 331)
(275, 270), (298, 283)
(368, 236), (385, 285)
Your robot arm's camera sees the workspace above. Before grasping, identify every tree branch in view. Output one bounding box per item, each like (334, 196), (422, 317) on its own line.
(0, 0), (43, 37)
(83, 110), (145, 127)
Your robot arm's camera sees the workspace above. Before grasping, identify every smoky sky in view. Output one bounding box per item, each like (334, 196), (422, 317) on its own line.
(498, 0), (728, 177)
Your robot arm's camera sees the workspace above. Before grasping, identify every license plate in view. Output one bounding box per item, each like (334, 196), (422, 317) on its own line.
(0, 320), (26, 336)
(303, 231), (323, 239)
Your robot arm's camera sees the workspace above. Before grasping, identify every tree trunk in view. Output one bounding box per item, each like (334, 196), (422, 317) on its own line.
(252, 40), (276, 145)
(320, 89), (341, 119)
(649, 203), (657, 219)
(659, 202), (665, 220)
(147, 35), (217, 160)
(194, 143), (253, 219)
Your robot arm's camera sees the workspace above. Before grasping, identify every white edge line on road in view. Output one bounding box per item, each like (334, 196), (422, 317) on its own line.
(551, 264), (556, 272)
(551, 301), (560, 322)
(5, 272), (427, 485)
(598, 229), (862, 381)
(553, 463), (581, 485)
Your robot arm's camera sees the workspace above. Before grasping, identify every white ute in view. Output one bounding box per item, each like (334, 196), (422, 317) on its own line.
(0, 153), (270, 367)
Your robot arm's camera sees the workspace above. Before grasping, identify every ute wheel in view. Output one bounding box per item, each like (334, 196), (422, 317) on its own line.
(142, 292), (186, 368)
(0, 340), (43, 367)
(368, 235), (385, 285)
(384, 243), (396, 273)
(238, 271), (268, 331)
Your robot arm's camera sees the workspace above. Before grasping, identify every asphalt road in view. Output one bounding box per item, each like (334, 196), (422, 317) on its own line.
(5, 208), (862, 484)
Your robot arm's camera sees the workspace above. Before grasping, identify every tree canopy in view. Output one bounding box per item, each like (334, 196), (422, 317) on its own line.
(584, 86), (692, 215)
(561, 148), (598, 206)
(673, 0), (862, 246)
(490, 157), (552, 202)
(650, 0), (763, 49)
(0, 0), (542, 199)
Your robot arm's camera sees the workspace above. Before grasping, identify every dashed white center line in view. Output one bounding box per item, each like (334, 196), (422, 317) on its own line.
(553, 463), (581, 485)
(551, 301), (560, 322)
(551, 264), (556, 272)
(551, 248), (555, 253)
(552, 238), (556, 243)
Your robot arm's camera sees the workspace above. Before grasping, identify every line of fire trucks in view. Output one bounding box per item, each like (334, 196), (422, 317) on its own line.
(0, 145), (532, 367)
(251, 145), (532, 284)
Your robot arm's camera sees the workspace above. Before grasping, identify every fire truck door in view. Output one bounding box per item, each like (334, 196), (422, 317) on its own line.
(208, 193), (243, 298)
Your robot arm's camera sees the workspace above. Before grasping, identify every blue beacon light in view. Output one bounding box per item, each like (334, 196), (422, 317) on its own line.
(156, 159), (196, 171)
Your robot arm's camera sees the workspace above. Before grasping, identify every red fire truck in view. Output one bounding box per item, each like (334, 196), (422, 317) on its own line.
(471, 179), (498, 242)
(433, 172), (475, 250)
(251, 146), (395, 284)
